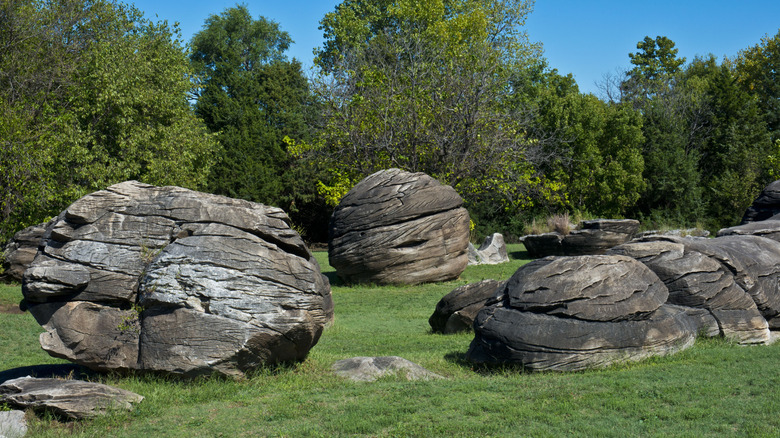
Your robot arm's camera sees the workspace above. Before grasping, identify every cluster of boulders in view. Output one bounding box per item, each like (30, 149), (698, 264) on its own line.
(521, 219), (640, 258)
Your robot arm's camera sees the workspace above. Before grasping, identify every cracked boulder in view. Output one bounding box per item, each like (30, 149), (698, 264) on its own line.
(22, 181), (333, 378)
(608, 239), (771, 344)
(2, 221), (47, 282)
(466, 255), (697, 371)
(328, 169), (470, 285)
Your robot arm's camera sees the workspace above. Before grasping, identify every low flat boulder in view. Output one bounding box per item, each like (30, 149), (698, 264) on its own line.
(466, 255), (697, 371)
(717, 220), (780, 243)
(429, 279), (503, 334)
(468, 233), (509, 265)
(332, 356), (444, 382)
(22, 181), (334, 378)
(328, 169), (470, 285)
(0, 377), (143, 420)
(522, 219), (639, 258)
(2, 222), (47, 282)
(741, 180), (780, 223)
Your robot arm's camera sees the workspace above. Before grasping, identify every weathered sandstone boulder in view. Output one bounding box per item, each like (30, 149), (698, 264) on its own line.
(741, 180), (780, 223)
(2, 222), (47, 282)
(22, 181), (333, 378)
(467, 233), (509, 265)
(328, 169), (470, 285)
(522, 219), (639, 258)
(608, 239), (771, 344)
(0, 377), (143, 420)
(332, 356), (444, 382)
(429, 279), (503, 334)
(466, 255), (696, 371)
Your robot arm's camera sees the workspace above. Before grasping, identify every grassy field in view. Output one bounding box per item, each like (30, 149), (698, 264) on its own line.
(1, 244), (779, 437)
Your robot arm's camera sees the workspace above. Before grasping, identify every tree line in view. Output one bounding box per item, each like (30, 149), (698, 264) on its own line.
(2, 0), (779, 245)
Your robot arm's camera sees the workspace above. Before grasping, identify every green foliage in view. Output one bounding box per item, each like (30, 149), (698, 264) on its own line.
(736, 29), (780, 139)
(190, 5), (328, 241)
(304, 0), (548, 221)
(0, 0), (219, 244)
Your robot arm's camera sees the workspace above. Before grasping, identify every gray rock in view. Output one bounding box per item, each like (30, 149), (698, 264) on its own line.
(467, 303), (696, 372)
(2, 222), (47, 283)
(468, 233), (509, 265)
(22, 181), (333, 378)
(0, 410), (27, 438)
(608, 240), (771, 344)
(465, 254), (697, 371)
(332, 356), (444, 382)
(522, 219), (639, 258)
(504, 255), (668, 322)
(741, 180), (780, 223)
(0, 377), (143, 420)
(429, 279), (503, 334)
(717, 220), (780, 243)
(328, 169), (470, 285)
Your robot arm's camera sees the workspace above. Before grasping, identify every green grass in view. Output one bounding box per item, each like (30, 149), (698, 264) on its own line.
(2, 244), (779, 437)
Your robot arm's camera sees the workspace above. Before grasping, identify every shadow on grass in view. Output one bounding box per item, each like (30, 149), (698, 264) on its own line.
(0, 364), (96, 383)
(509, 249), (530, 261)
(444, 350), (531, 376)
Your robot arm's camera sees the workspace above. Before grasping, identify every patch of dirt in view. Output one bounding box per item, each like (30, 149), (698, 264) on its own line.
(0, 303), (24, 314)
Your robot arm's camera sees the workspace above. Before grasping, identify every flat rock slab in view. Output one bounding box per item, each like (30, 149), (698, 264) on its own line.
(0, 410), (27, 438)
(0, 377), (143, 420)
(328, 169), (470, 285)
(717, 220), (780, 243)
(522, 219), (639, 258)
(332, 356), (444, 382)
(429, 279), (504, 334)
(22, 181), (333, 378)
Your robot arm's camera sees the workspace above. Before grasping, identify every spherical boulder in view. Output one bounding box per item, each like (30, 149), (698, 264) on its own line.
(328, 169), (470, 285)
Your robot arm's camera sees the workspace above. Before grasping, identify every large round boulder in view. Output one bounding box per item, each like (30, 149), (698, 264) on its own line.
(466, 255), (697, 371)
(741, 180), (780, 223)
(22, 181), (333, 378)
(328, 169), (470, 285)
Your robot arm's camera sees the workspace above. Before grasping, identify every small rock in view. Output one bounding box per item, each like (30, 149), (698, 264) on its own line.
(0, 410), (27, 438)
(0, 377), (143, 420)
(332, 356), (444, 382)
(467, 233), (509, 265)
(429, 279), (504, 334)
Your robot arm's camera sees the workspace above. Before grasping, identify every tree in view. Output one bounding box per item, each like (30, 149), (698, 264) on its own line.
(0, 0), (218, 243)
(300, 0), (547, 227)
(190, 5), (326, 239)
(735, 29), (780, 139)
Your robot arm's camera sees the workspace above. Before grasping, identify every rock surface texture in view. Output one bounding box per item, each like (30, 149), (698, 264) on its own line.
(608, 238), (771, 344)
(328, 169), (470, 285)
(332, 356), (444, 382)
(717, 217), (780, 243)
(429, 279), (504, 334)
(0, 377), (143, 420)
(0, 410), (27, 438)
(741, 180), (780, 223)
(22, 181), (333, 378)
(467, 233), (510, 265)
(2, 222), (47, 282)
(467, 255), (697, 371)
(522, 219), (639, 258)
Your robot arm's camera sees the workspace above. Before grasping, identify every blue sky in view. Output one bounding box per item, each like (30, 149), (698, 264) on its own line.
(131, 0), (780, 95)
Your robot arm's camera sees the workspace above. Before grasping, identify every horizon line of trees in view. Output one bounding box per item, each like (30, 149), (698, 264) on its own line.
(2, 0), (780, 246)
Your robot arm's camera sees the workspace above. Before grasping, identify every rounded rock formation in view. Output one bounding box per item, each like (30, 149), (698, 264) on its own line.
(328, 169), (470, 285)
(22, 181), (333, 378)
